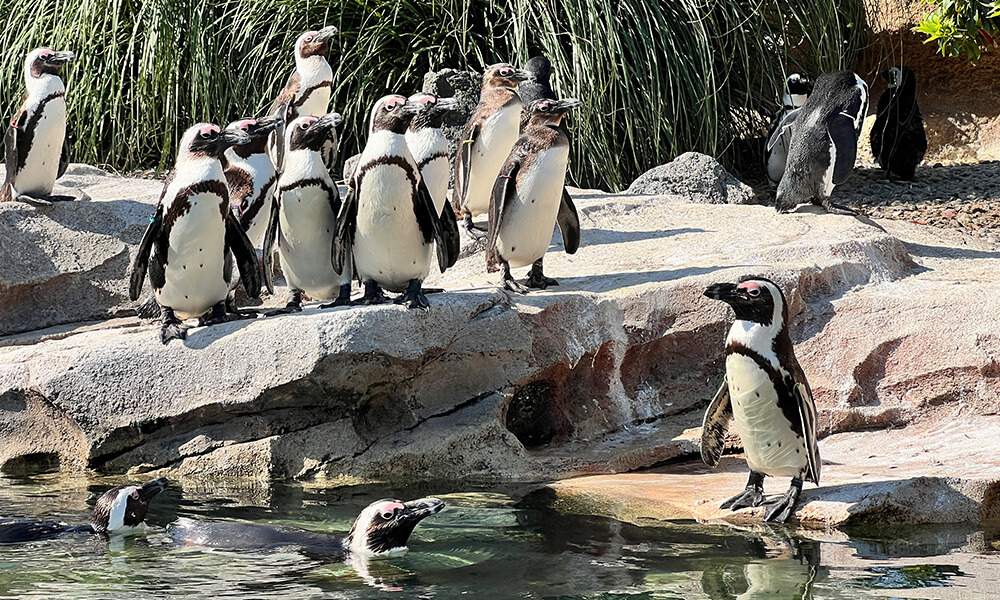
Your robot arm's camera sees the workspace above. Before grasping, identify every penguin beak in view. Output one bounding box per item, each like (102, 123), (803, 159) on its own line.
(248, 114), (282, 137)
(137, 477), (168, 502)
(432, 96), (459, 112)
(219, 127), (252, 149)
(44, 51), (75, 64)
(314, 25), (337, 42)
(316, 112), (343, 129)
(512, 68), (533, 83)
(552, 98), (583, 112)
(704, 282), (741, 303)
(399, 100), (425, 116)
(400, 497), (445, 521)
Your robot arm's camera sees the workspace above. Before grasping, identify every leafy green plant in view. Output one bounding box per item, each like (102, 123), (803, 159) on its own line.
(0, 0), (871, 190)
(915, 0), (1000, 61)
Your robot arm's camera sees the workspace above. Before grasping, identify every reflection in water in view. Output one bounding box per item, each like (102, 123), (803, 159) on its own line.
(0, 475), (991, 599)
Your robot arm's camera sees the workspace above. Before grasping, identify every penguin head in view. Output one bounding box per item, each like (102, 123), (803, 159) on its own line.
(524, 97), (582, 127)
(346, 497), (445, 559)
(296, 26), (337, 60)
(704, 277), (787, 328)
(483, 63), (532, 89)
(370, 95), (423, 135)
(785, 73), (812, 96)
(183, 123), (250, 159)
(91, 477), (168, 534)
(25, 48), (74, 79)
(523, 56), (552, 83)
(879, 66), (915, 94)
(286, 113), (342, 152)
(225, 115), (282, 142)
(406, 93), (458, 130)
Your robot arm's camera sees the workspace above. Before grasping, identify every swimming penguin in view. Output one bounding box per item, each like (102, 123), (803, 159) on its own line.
(870, 66), (926, 181)
(764, 73), (813, 187)
(773, 71), (868, 214)
(169, 497), (444, 560)
(0, 48), (75, 205)
(486, 98), (582, 293)
(453, 63), (532, 239)
(335, 95), (457, 309)
(0, 477), (168, 543)
(129, 123), (263, 344)
(261, 112), (351, 312)
(223, 115), (281, 249)
(700, 277), (820, 523)
(267, 26), (337, 170)
(405, 93), (461, 264)
(518, 56), (556, 130)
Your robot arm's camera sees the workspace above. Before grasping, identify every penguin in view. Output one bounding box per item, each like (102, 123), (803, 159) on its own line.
(453, 63), (532, 239)
(405, 93), (461, 264)
(334, 95), (458, 309)
(870, 66), (926, 181)
(486, 98), (582, 293)
(169, 497), (444, 560)
(261, 112), (351, 313)
(773, 71), (868, 214)
(222, 115), (281, 248)
(267, 26), (337, 170)
(700, 277), (820, 523)
(517, 56), (556, 130)
(764, 73), (813, 187)
(0, 48), (75, 205)
(129, 123), (263, 344)
(0, 477), (168, 543)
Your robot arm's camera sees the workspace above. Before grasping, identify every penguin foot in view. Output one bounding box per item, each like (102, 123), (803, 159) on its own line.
(502, 278), (530, 294)
(225, 309), (260, 320)
(720, 471), (766, 511)
(159, 308), (189, 344)
(464, 226), (488, 241)
(762, 478), (803, 524)
(393, 280), (430, 310)
(264, 291), (303, 316)
(320, 284), (353, 309)
(199, 303), (231, 326)
(137, 296), (162, 320)
(525, 262), (558, 290)
(421, 287), (445, 295)
(45, 195), (76, 203)
(16, 194), (52, 206)
(820, 199), (857, 215)
(354, 281), (391, 306)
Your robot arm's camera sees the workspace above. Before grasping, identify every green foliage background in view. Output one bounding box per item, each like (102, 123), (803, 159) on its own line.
(0, 0), (871, 191)
(915, 0), (1000, 61)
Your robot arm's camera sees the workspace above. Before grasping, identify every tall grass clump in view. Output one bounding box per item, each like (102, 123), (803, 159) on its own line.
(0, 0), (871, 190)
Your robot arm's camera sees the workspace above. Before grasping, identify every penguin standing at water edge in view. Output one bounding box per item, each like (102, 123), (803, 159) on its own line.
(1, 48), (75, 204)
(262, 112), (351, 312)
(487, 98), (582, 292)
(870, 66), (926, 181)
(774, 71), (868, 214)
(129, 124), (262, 343)
(334, 95), (457, 309)
(764, 73), (812, 187)
(700, 277), (820, 523)
(453, 63), (532, 239)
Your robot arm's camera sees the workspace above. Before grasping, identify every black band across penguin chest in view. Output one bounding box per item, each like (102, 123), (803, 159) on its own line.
(725, 341), (803, 437)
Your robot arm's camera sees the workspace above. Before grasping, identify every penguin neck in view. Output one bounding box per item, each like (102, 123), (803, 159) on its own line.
(25, 72), (65, 101)
(282, 147), (328, 180)
(230, 136), (268, 159)
(295, 54), (333, 85)
(782, 92), (807, 109)
(173, 154), (225, 187)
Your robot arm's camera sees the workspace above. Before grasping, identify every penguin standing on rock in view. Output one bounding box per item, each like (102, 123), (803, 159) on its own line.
(700, 277), (820, 524)
(223, 115), (281, 248)
(1, 48), (75, 204)
(453, 63), (532, 239)
(764, 73), (812, 187)
(334, 95), (457, 309)
(870, 66), (926, 181)
(487, 98), (582, 292)
(129, 124), (262, 344)
(773, 71), (868, 214)
(262, 112), (351, 313)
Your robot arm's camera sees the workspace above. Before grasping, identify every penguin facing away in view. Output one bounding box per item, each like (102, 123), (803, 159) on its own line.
(701, 277), (820, 523)
(487, 98), (582, 293)
(764, 72), (812, 187)
(0, 477), (168, 543)
(774, 70), (868, 214)
(334, 95), (456, 310)
(222, 115), (281, 248)
(870, 66), (926, 181)
(1, 48), (75, 205)
(129, 123), (262, 344)
(261, 112), (351, 313)
(518, 56), (556, 130)
(267, 26), (337, 170)
(453, 63), (532, 239)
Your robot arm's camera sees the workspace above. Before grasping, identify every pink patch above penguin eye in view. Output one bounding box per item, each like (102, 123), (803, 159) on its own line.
(204, 125), (220, 135)
(131, 488), (140, 499)
(379, 501), (405, 518)
(237, 119), (256, 130)
(737, 282), (761, 292)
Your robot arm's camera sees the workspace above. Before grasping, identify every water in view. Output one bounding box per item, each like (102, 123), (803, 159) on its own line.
(1, 474), (998, 599)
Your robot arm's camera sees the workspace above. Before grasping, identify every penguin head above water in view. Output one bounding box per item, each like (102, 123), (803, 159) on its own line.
(25, 47), (74, 80)
(879, 66), (916, 94)
(369, 95), (423, 135)
(295, 26), (337, 61)
(407, 93), (458, 130)
(286, 113), (343, 152)
(704, 277), (787, 329)
(482, 63), (532, 90)
(524, 97), (582, 127)
(346, 497), (445, 559)
(91, 477), (168, 534)
(182, 123), (251, 160)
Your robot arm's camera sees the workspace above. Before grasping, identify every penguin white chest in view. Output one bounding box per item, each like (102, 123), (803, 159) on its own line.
(242, 156), (278, 248)
(726, 353), (807, 478)
(495, 146), (569, 268)
(464, 104), (521, 215)
(155, 191), (230, 319)
(277, 183), (346, 299)
(16, 96), (67, 196)
(765, 129), (792, 185)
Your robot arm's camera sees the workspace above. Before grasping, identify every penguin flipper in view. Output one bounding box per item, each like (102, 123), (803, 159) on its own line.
(58, 137), (70, 179)
(455, 122), (480, 210)
(333, 183), (358, 275)
(226, 211), (262, 299)
(4, 110), (25, 195)
(273, 104), (289, 172)
(557, 187), (581, 254)
(129, 205), (163, 301)
(828, 113), (859, 184)
(261, 195), (280, 294)
(413, 177), (449, 273)
(790, 374), (821, 485)
(439, 199), (461, 269)
(765, 108), (800, 153)
(486, 159), (519, 268)
(700, 379), (732, 468)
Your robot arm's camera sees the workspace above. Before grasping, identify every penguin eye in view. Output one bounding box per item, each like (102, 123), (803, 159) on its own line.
(305, 35), (314, 43)
(500, 68), (513, 77)
(380, 509), (396, 520)
(747, 288), (761, 298)
(199, 132), (212, 139)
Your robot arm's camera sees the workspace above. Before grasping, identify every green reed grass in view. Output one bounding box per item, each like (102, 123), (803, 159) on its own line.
(0, 0), (872, 190)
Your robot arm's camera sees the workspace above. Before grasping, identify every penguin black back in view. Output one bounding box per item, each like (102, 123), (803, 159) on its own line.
(870, 66), (926, 180)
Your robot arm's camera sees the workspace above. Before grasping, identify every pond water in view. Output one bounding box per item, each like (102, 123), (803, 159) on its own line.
(0, 474), (997, 599)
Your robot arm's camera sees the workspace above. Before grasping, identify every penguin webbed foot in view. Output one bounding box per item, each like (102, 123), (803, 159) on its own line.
(500, 262), (529, 294)
(820, 199), (857, 215)
(264, 291), (304, 316)
(16, 194), (52, 206)
(320, 284), (353, 309)
(462, 214), (488, 241)
(526, 259), (558, 289)
(159, 308), (189, 344)
(393, 279), (430, 311)
(720, 471), (766, 511)
(354, 281), (391, 306)
(200, 302), (255, 326)
(762, 478), (804, 524)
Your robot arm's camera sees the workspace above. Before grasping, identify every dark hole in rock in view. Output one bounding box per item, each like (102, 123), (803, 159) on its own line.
(2, 452), (61, 476)
(505, 381), (558, 447)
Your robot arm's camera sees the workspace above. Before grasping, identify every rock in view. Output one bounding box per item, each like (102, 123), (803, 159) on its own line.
(626, 152), (756, 204)
(421, 68), (483, 187)
(342, 153), (360, 182)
